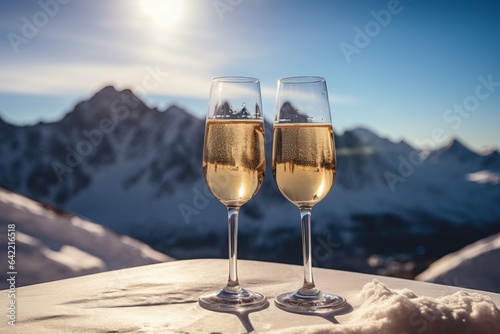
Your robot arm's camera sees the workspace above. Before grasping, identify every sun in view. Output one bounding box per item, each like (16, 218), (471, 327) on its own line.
(140, 0), (182, 28)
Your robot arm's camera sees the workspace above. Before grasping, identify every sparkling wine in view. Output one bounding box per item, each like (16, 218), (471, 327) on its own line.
(203, 119), (265, 207)
(272, 123), (336, 208)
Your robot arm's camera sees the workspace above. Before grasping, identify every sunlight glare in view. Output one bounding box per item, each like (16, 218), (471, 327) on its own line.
(140, 0), (182, 29)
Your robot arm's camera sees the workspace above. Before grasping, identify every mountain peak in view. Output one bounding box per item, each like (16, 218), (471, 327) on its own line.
(486, 150), (500, 159)
(86, 86), (149, 115)
(98, 85), (118, 94)
(0, 113), (15, 130)
(343, 127), (378, 143)
(90, 85), (138, 102)
(89, 85), (119, 101)
(483, 150), (500, 169)
(446, 138), (473, 155)
(429, 137), (479, 163)
(349, 126), (376, 136)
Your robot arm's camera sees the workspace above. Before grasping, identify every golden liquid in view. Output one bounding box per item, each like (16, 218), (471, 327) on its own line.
(272, 123), (336, 209)
(203, 119), (265, 207)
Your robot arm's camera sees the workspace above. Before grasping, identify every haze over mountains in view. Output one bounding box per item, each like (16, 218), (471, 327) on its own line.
(1, 86), (499, 275)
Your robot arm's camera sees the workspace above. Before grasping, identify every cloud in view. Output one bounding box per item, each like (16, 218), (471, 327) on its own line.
(330, 95), (359, 105)
(0, 0), (262, 100)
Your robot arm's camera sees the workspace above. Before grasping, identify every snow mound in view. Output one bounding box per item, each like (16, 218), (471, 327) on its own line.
(268, 279), (500, 334)
(466, 170), (500, 185)
(416, 233), (500, 293)
(0, 187), (173, 288)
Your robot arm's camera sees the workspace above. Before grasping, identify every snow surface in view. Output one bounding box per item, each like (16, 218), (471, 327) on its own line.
(416, 233), (500, 293)
(268, 279), (500, 334)
(0, 187), (173, 288)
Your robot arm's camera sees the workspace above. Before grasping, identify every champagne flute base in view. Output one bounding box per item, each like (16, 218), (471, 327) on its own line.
(274, 289), (346, 314)
(199, 288), (267, 311)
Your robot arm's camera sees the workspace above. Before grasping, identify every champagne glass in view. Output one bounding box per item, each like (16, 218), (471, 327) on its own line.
(199, 77), (267, 311)
(272, 76), (346, 313)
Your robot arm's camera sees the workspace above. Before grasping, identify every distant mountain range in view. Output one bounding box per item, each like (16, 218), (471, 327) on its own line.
(1, 86), (499, 276)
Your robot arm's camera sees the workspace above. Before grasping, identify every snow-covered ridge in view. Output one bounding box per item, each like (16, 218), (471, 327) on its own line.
(0, 187), (173, 288)
(416, 233), (500, 293)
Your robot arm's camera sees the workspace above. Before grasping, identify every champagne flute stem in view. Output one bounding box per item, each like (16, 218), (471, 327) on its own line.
(299, 209), (318, 295)
(224, 207), (241, 293)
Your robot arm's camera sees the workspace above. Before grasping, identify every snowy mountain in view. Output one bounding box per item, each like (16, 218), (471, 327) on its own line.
(0, 187), (173, 288)
(0, 86), (499, 275)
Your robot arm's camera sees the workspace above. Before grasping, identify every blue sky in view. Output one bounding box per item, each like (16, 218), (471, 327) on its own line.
(0, 0), (499, 151)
